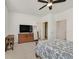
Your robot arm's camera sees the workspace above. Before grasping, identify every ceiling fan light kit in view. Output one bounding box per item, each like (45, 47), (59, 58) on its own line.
(47, 3), (52, 7)
(38, 0), (66, 10)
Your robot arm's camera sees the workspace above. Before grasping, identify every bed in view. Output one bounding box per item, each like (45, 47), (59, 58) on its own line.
(35, 39), (73, 59)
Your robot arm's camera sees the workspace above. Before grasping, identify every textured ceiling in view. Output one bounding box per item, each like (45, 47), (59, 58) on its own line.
(5, 0), (73, 17)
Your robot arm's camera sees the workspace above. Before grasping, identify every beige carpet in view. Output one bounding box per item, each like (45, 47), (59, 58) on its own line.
(5, 42), (39, 59)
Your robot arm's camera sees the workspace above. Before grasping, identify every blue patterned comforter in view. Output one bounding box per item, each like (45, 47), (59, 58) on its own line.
(35, 39), (73, 59)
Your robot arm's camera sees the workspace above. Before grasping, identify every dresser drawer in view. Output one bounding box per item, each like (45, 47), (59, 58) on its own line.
(18, 33), (33, 43)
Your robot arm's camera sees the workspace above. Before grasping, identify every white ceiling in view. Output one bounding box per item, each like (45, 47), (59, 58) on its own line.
(5, 0), (73, 17)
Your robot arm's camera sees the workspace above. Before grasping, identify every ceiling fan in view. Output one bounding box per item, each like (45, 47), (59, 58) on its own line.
(38, 0), (66, 10)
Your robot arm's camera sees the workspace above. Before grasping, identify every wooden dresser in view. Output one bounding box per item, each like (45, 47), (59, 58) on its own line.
(18, 33), (34, 43)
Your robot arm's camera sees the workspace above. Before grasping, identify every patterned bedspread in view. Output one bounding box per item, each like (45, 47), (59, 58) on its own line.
(35, 39), (73, 59)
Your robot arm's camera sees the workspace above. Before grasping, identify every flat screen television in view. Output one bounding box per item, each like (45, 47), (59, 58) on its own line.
(20, 25), (33, 33)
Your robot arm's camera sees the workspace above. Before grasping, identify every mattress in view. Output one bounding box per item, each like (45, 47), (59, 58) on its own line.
(35, 39), (73, 59)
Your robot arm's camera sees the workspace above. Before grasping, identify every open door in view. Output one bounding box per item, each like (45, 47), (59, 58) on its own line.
(43, 22), (48, 39)
(44, 22), (48, 39)
(41, 22), (48, 40)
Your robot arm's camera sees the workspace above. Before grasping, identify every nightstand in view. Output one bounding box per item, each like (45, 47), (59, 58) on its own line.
(5, 35), (14, 51)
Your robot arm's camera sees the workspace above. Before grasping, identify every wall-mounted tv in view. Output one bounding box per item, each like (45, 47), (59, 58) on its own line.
(20, 25), (33, 33)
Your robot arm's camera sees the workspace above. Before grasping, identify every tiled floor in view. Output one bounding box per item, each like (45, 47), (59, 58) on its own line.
(5, 42), (39, 59)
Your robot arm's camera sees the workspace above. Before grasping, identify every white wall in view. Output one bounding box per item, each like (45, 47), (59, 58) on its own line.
(54, 8), (73, 41)
(5, 6), (9, 36)
(40, 14), (56, 40)
(9, 12), (40, 42)
(8, 8), (73, 42)
(40, 8), (73, 41)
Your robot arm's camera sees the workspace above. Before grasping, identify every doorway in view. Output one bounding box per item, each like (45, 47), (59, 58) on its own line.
(44, 22), (48, 39)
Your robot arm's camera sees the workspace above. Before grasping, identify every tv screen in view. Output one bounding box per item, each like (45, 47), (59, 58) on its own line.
(20, 25), (33, 32)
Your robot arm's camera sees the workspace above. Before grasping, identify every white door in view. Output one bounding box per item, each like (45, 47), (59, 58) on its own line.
(56, 20), (66, 40)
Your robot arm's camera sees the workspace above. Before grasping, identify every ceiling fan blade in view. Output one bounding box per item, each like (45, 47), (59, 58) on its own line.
(49, 5), (52, 10)
(39, 4), (47, 10)
(53, 0), (66, 4)
(38, 0), (48, 3)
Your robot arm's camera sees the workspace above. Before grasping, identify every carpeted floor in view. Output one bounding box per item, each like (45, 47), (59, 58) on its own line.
(5, 42), (40, 59)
